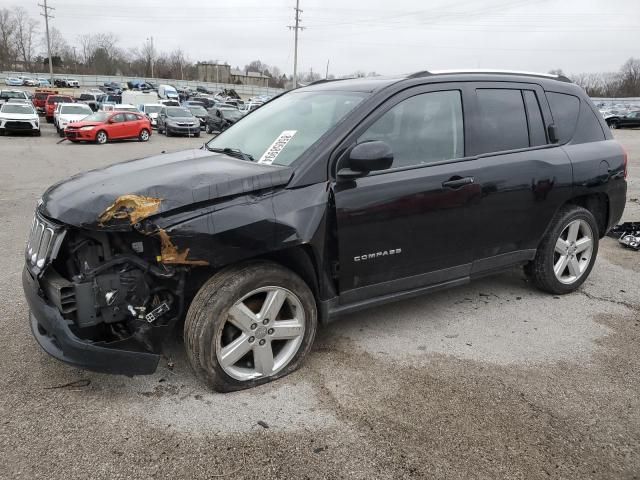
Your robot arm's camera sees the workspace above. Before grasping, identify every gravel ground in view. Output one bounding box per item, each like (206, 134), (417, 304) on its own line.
(0, 124), (639, 479)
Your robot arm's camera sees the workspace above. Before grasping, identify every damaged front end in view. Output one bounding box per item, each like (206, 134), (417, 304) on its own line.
(23, 200), (191, 376)
(23, 150), (295, 375)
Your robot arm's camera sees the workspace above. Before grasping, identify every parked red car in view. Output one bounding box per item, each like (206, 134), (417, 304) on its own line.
(64, 110), (152, 144)
(45, 94), (74, 123)
(33, 89), (58, 114)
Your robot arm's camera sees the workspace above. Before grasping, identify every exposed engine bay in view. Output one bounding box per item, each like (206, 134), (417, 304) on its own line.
(40, 225), (187, 353)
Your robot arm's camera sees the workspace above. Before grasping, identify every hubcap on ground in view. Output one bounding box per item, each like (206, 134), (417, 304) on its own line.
(553, 219), (594, 285)
(216, 286), (305, 381)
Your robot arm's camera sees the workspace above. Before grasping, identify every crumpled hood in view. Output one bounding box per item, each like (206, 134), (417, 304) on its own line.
(41, 148), (293, 229)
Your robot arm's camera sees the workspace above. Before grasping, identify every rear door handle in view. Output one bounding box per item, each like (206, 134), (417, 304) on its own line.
(442, 176), (474, 189)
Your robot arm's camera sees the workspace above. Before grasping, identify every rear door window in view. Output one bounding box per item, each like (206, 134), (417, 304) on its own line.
(125, 113), (139, 122)
(475, 89), (529, 153)
(546, 92), (580, 144)
(523, 90), (547, 146)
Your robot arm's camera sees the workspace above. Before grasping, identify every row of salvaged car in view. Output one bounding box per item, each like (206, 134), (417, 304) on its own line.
(596, 102), (640, 129)
(4, 75), (80, 88)
(0, 87), (262, 142)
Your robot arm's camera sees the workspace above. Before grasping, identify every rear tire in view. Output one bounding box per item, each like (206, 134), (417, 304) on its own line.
(525, 205), (599, 295)
(46, 117), (52, 124)
(184, 261), (318, 392)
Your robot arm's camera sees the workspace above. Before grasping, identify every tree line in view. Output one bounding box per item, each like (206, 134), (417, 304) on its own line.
(1, 5), (639, 95)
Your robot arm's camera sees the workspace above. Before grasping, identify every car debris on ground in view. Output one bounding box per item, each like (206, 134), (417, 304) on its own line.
(608, 222), (640, 250)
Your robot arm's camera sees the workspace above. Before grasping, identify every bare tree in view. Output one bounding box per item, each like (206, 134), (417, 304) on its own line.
(619, 57), (640, 97)
(13, 7), (38, 70)
(0, 8), (17, 69)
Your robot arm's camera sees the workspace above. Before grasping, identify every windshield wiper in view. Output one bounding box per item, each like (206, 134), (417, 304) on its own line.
(205, 146), (255, 162)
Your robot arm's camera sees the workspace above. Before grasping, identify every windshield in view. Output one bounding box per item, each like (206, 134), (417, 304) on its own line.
(220, 109), (243, 121)
(83, 112), (110, 122)
(144, 105), (162, 114)
(167, 107), (192, 117)
(61, 105), (91, 115)
(1, 104), (34, 114)
(206, 90), (365, 166)
(2, 91), (26, 99)
(188, 106), (207, 116)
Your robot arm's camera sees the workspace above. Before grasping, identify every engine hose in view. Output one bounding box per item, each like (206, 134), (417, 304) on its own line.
(80, 254), (175, 279)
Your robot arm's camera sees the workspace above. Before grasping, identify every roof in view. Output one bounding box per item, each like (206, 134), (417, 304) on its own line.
(299, 69), (573, 93)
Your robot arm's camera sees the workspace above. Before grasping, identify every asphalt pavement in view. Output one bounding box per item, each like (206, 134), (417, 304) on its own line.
(1, 124), (639, 479)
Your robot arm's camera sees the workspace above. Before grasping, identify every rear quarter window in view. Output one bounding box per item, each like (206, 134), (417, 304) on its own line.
(572, 102), (606, 144)
(546, 92), (580, 143)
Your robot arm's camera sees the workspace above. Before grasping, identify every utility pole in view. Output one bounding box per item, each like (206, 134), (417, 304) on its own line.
(287, 0), (304, 89)
(38, 0), (55, 85)
(150, 36), (154, 79)
(325, 59), (329, 79)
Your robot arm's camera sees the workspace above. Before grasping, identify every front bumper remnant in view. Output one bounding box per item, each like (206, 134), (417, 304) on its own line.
(23, 267), (160, 376)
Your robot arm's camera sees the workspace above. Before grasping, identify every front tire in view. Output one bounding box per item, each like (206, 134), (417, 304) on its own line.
(609, 119), (619, 129)
(95, 130), (108, 145)
(138, 128), (150, 142)
(184, 262), (318, 392)
(526, 205), (599, 295)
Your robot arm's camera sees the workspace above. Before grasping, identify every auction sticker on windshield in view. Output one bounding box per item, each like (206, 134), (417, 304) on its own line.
(258, 130), (297, 165)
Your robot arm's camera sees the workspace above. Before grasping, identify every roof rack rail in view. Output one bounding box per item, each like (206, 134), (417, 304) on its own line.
(407, 69), (572, 83)
(307, 77), (355, 86)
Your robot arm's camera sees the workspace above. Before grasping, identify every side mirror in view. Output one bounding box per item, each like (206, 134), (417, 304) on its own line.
(547, 124), (559, 144)
(337, 141), (394, 179)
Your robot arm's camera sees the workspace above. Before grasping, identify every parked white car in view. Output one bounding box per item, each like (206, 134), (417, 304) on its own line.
(54, 103), (93, 136)
(113, 103), (141, 113)
(0, 101), (40, 136)
(0, 89), (29, 105)
(138, 103), (163, 127)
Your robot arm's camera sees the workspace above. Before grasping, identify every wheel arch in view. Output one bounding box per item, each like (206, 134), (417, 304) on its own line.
(565, 193), (609, 238)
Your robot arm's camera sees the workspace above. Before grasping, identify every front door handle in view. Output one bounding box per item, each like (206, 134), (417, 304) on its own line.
(442, 176), (474, 189)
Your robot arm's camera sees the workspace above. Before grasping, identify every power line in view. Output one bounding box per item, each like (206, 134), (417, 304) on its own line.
(38, 0), (55, 84)
(287, 0), (305, 88)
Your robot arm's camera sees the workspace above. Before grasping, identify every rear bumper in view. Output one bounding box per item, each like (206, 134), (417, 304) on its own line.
(23, 267), (160, 376)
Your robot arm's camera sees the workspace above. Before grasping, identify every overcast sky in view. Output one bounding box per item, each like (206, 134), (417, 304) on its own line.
(16, 0), (640, 77)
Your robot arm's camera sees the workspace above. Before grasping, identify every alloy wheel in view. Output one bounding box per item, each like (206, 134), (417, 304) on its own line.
(216, 286), (306, 381)
(96, 131), (107, 144)
(553, 219), (594, 285)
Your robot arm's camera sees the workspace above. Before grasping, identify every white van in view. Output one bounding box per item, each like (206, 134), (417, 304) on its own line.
(122, 90), (159, 106)
(158, 84), (179, 101)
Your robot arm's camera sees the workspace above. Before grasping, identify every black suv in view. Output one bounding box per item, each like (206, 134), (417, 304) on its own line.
(23, 71), (627, 391)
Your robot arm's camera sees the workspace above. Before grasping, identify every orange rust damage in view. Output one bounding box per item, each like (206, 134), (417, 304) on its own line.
(156, 229), (209, 266)
(99, 194), (162, 225)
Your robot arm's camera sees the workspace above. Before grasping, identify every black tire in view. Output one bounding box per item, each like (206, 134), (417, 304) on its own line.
(58, 128), (64, 138)
(46, 117), (53, 124)
(184, 261), (318, 392)
(609, 119), (619, 129)
(34, 129), (41, 137)
(194, 131), (200, 138)
(205, 125), (212, 134)
(158, 125), (164, 134)
(525, 205), (599, 295)
(165, 127), (172, 137)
